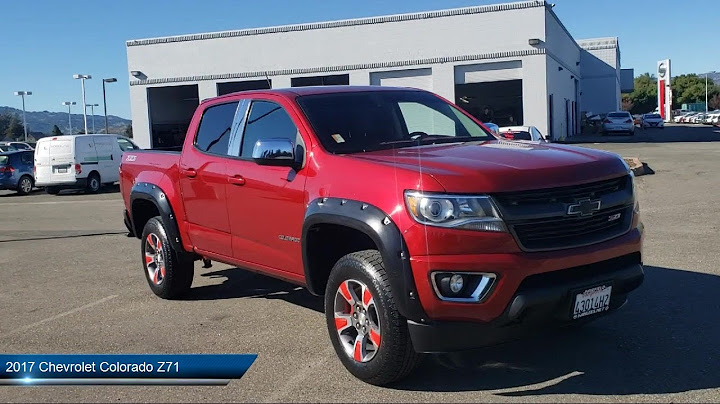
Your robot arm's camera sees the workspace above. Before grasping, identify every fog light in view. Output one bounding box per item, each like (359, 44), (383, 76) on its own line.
(449, 274), (464, 293)
(432, 272), (497, 303)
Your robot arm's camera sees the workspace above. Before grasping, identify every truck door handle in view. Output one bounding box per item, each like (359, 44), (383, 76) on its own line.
(181, 168), (197, 178)
(227, 175), (246, 186)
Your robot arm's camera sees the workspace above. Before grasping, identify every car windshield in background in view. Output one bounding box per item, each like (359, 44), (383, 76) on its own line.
(608, 113), (630, 118)
(296, 90), (494, 154)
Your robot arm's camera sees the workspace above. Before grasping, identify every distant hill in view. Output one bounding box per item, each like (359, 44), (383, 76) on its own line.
(703, 71), (720, 84)
(0, 106), (130, 136)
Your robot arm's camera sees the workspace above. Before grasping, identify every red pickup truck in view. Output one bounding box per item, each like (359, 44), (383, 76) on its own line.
(120, 86), (644, 385)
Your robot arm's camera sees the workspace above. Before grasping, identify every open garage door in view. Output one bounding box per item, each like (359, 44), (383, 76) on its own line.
(454, 61), (523, 127)
(147, 85), (199, 150)
(370, 68), (432, 91)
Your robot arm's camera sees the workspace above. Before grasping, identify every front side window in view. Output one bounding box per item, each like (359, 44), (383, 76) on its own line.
(239, 101), (299, 158)
(297, 90), (493, 154)
(195, 102), (239, 155)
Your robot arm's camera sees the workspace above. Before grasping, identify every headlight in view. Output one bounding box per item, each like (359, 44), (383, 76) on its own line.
(404, 191), (507, 232)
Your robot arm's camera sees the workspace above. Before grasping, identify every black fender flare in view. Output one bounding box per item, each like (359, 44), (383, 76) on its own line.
(129, 182), (184, 252)
(302, 197), (428, 323)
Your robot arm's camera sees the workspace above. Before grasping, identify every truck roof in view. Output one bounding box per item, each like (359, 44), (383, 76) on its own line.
(205, 85), (424, 104)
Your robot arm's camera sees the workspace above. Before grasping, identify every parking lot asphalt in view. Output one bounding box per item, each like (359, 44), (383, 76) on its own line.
(1, 124), (719, 403)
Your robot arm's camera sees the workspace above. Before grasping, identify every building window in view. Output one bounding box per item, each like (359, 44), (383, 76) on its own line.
(291, 74), (349, 87)
(217, 79), (271, 96)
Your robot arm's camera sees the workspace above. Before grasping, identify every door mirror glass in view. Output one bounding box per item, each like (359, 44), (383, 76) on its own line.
(251, 138), (296, 167)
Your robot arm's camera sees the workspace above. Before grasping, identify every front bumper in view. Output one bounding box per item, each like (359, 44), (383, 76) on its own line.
(408, 255), (643, 352)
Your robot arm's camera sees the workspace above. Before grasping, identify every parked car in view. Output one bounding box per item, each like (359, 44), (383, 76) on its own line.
(120, 86), (644, 386)
(641, 113), (664, 129)
(0, 144), (18, 153)
(681, 113), (698, 123)
(0, 150), (36, 195)
(602, 111), (635, 135)
(498, 125), (549, 142)
(0, 141), (34, 151)
(34, 134), (140, 194)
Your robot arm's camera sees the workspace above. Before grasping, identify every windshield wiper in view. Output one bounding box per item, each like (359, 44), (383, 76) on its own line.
(379, 135), (478, 147)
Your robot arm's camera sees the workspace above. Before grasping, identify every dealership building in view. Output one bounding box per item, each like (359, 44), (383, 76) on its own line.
(126, 0), (632, 149)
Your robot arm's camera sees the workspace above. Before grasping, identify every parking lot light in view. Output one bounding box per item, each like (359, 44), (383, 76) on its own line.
(13, 91), (32, 142)
(73, 74), (92, 134)
(61, 101), (76, 134)
(102, 78), (117, 134)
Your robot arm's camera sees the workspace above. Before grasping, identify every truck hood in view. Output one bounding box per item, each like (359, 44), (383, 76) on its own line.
(351, 140), (628, 193)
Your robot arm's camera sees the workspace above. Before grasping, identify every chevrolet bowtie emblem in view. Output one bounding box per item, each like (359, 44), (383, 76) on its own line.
(567, 198), (601, 216)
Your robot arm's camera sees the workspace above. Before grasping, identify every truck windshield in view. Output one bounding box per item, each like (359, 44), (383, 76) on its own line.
(296, 90), (494, 154)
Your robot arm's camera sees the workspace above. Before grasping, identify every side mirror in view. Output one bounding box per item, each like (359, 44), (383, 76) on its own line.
(252, 138), (297, 168)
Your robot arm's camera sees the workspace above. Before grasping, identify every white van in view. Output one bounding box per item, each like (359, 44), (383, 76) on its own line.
(34, 134), (140, 194)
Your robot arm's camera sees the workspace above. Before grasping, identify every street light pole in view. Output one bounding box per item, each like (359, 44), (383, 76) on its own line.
(13, 91), (32, 142)
(73, 74), (92, 134)
(706, 74), (709, 114)
(86, 104), (99, 133)
(62, 102), (76, 134)
(102, 78), (117, 134)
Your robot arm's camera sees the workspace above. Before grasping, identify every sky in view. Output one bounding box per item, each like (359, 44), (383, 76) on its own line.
(1, 0), (718, 119)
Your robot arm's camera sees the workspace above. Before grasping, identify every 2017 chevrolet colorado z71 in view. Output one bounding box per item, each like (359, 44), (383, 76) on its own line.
(120, 86), (644, 385)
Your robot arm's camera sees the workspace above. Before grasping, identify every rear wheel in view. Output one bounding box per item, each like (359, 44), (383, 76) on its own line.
(17, 175), (33, 195)
(325, 250), (421, 386)
(141, 217), (194, 299)
(86, 172), (101, 193)
(45, 186), (60, 195)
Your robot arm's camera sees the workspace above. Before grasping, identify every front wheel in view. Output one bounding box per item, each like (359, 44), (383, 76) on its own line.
(325, 250), (421, 386)
(141, 217), (194, 299)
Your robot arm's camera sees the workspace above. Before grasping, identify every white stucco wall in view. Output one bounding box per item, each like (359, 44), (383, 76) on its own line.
(125, 1), (621, 147)
(578, 38), (622, 115)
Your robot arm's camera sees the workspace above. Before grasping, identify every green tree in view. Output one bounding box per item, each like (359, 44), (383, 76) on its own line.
(710, 93), (720, 110)
(622, 73), (657, 114)
(671, 74), (716, 108)
(4, 116), (24, 140)
(0, 114), (11, 139)
(124, 123), (133, 138)
(51, 125), (64, 136)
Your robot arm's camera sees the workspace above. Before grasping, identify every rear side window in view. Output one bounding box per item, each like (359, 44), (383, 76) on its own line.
(239, 101), (298, 158)
(21, 152), (33, 164)
(117, 137), (138, 152)
(195, 102), (239, 155)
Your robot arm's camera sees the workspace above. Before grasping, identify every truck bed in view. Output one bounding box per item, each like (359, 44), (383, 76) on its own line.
(119, 149), (181, 209)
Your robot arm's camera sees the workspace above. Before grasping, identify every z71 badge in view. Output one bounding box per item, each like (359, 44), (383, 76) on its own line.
(125, 155), (137, 162)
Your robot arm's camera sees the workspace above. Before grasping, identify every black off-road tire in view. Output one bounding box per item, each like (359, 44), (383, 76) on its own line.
(17, 175), (33, 195)
(325, 250), (422, 386)
(140, 216), (194, 299)
(86, 172), (101, 193)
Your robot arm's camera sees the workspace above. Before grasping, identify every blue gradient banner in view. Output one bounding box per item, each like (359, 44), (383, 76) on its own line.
(0, 354), (257, 385)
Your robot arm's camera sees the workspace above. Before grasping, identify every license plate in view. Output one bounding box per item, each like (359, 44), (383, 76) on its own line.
(57, 168), (67, 173)
(572, 284), (612, 320)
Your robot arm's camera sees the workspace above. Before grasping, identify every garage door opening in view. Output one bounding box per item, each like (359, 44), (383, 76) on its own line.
(217, 79), (271, 95)
(455, 80), (523, 127)
(148, 85), (199, 150)
(291, 74), (349, 87)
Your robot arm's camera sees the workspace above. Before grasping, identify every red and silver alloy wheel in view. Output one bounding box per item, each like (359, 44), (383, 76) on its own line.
(334, 279), (382, 363)
(144, 233), (166, 285)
